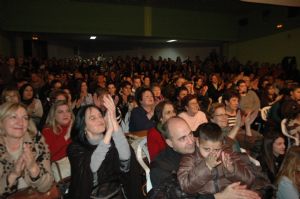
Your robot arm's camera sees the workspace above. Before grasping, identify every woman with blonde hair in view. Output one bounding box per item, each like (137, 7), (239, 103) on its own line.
(0, 102), (53, 197)
(42, 100), (74, 181)
(276, 146), (300, 199)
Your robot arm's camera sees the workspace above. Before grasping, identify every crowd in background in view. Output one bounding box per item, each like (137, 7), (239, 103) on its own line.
(0, 50), (299, 199)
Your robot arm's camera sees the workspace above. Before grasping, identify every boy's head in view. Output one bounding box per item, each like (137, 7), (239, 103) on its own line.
(195, 122), (224, 158)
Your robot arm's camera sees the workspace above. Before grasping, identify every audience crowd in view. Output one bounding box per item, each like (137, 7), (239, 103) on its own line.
(0, 51), (299, 199)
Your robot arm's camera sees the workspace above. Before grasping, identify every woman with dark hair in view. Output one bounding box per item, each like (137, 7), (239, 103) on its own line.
(147, 100), (176, 161)
(19, 83), (43, 126)
(260, 83), (283, 107)
(258, 131), (286, 183)
(276, 146), (300, 199)
(178, 94), (208, 131)
(74, 80), (93, 109)
(129, 87), (155, 132)
(67, 95), (130, 199)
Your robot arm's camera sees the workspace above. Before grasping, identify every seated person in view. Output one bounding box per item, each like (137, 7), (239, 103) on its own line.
(177, 122), (255, 194)
(129, 87), (155, 132)
(276, 146), (300, 199)
(147, 100), (176, 161)
(150, 117), (260, 199)
(178, 94), (208, 131)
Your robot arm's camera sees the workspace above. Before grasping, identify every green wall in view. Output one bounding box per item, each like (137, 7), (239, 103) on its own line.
(0, 30), (12, 56)
(0, 0), (237, 41)
(226, 28), (300, 66)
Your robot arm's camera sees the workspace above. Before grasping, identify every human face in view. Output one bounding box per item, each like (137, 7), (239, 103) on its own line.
(291, 88), (300, 101)
(5, 91), (19, 103)
(122, 85), (132, 96)
(81, 82), (88, 92)
(268, 86), (275, 95)
(23, 86), (33, 100)
(107, 84), (116, 95)
(167, 119), (195, 154)
(212, 107), (228, 128)
(178, 90), (188, 101)
(175, 78), (185, 87)
(242, 76), (251, 87)
(133, 78), (141, 89)
(198, 139), (222, 158)
(140, 91), (154, 107)
(238, 83), (247, 94)
(144, 77), (150, 87)
(54, 82), (62, 90)
(85, 107), (106, 138)
(211, 75), (218, 84)
(2, 107), (29, 139)
(152, 86), (161, 97)
(227, 97), (239, 111)
(273, 137), (286, 157)
(161, 104), (176, 124)
(186, 98), (199, 115)
(55, 105), (72, 126)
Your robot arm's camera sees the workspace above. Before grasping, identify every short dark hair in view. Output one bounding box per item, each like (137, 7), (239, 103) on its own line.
(196, 122), (224, 142)
(120, 81), (132, 89)
(182, 94), (197, 108)
(222, 90), (240, 103)
(135, 87), (154, 106)
(236, 80), (246, 87)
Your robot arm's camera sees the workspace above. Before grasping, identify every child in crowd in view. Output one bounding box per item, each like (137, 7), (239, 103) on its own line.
(177, 122), (255, 194)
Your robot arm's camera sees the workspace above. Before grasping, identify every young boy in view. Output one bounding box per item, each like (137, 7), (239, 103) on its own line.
(177, 122), (255, 194)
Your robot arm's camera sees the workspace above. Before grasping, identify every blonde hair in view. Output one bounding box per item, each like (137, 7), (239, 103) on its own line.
(276, 146), (300, 191)
(0, 102), (37, 137)
(45, 100), (74, 134)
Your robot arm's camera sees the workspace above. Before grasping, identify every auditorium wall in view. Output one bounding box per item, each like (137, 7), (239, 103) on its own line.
(226, 27), (300, 67)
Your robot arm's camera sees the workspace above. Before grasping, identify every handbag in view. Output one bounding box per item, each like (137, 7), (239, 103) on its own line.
(7, 183), (61, 199)
(51, 157), (71, 196)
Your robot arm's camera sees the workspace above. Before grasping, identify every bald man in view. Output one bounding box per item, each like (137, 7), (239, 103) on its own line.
(149, 116), (260, 199)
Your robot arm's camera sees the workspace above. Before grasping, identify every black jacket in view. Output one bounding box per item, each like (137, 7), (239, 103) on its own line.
(67, 140), (124, 199)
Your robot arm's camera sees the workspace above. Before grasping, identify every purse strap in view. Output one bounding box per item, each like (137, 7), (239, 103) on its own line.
(54, 161), (63, 181)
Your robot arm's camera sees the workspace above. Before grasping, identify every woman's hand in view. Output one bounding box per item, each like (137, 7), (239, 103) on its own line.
(215, 182), (261, 199)
(244, 110), (258, 127)
(22, 144), (40, 178)
(8, 157), (25, 187)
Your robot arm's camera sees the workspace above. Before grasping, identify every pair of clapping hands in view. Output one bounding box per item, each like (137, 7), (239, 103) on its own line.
(205, 150), (234, 173)
(10, 143), (39, 184)
(235, 110), (258, 128)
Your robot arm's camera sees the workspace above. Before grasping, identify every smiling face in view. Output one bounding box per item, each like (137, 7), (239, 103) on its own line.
(161, 104), (176, 124)
(2, 107), (29, 139)
(140, 90), (154, 107)
(212, 107), (228, 128)
(273, 137), (286, 157)
(226, 97), (239, 111)
(55, 104), (72, 126)
(85, 107), (106, 137)
(186, 98), (199, 115)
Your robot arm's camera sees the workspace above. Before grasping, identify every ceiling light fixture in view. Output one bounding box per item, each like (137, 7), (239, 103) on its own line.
(276, 24), (283, 29)
(90, 36), (97, 40)
(166, 39), (177, 43)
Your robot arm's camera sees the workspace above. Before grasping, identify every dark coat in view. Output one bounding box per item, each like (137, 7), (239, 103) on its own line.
(67, 140), (124, 199)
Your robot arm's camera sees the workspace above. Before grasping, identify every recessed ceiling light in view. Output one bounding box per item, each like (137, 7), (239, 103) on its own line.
(166, 39), (177, 43)
(276, 24), (283, 29)
(32, 36), (38, 40)
(90, 36), (97, 40)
